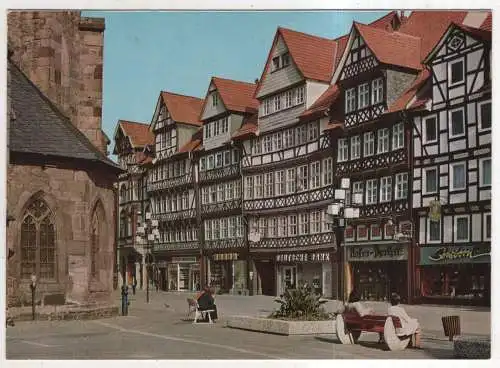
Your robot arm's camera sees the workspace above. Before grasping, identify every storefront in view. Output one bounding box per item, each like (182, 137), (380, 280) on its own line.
(275, 252), (333, 298)
(166, 256), (200, 292)
(418, 245), (490, 306)
(347, 244), (408, 302)
(208, 252), (247, 294)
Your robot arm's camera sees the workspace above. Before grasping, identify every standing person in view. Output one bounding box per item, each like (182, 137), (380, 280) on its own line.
(132, 276), (137, 295)
(388, 293), (420, 336)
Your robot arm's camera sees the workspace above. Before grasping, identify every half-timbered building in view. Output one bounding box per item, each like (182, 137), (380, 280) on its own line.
(410, 14), (491, 306)
(326, 14), (430, 303)
(113, 120), (154, 290)
(147, 92), (204, 291)
(197, 77), (258, 294)
(233, 27), (345, 297)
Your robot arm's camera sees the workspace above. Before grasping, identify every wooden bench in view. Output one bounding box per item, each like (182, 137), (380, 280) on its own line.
(336, 311), (420, 351)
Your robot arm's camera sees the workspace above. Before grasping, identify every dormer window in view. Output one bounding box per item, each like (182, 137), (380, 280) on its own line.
(272, 52), (290, 72)
(272, 56), (280, 71)
(212, 93), (219, 107)
(449, 59), (464, 86)
(281, 52), (290, 67)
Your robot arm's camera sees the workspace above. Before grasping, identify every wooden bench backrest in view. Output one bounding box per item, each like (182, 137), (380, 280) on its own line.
(343, 312), (402, 329)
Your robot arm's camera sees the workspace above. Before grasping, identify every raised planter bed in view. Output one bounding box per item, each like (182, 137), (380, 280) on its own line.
(225, 315), (335, 335)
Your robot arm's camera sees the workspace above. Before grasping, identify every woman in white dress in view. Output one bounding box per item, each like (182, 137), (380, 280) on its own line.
(388, 293), (420, 336)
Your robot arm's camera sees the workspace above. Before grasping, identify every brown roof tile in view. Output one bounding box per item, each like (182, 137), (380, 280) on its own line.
(300, 84), (340, 121)
(480, 12), (492, 31)
(387, 69), (431, 113)
(398, 11), (468, 61)
(119, 120), (154, 147)
(355, 22), (422, 70)
(232, 113), (258, 140)
(279, 27), (337, 82)
(161, 92), (204, 126)
(211, 77), (259, 114)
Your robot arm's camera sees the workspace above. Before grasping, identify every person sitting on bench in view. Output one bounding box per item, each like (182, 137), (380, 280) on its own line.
(196, 285), (218, 322)
(388, 293), (420, 337)
(346, 290), (383, 343)
(346, 290), (374, 317)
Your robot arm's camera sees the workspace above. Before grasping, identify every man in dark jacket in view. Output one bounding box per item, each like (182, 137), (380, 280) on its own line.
(196, 285), (218, 322)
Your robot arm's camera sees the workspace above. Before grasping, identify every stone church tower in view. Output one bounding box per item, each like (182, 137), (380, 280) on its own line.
(7, 11), (109, 154)
(7, 11), (122, 312)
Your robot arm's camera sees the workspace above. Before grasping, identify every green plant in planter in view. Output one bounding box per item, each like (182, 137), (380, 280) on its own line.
(269, 284), (331, 321)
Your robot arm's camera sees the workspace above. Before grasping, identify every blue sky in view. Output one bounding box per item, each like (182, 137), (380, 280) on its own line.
(83, 11), (388, 154)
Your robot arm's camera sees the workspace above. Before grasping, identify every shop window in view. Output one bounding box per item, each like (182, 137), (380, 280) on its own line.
(370, 225), (382, 240)
(357, 225), (368, 241)
(455, 215), (469, 242)
(428, 218), (441, 243)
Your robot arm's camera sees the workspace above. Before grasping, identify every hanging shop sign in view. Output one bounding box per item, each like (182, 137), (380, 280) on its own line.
(347, 244), (408, 262)
(276, 252), (330, 263)
(171, 256), (197, 263)
(212, 253), (239, 261)
(419, 246), (490, 265)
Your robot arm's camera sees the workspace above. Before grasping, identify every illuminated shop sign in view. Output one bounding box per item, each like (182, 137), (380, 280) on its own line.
(419, 246), (491, 265)
(347, 245), (408, 261)
(275, 252), (330, 263)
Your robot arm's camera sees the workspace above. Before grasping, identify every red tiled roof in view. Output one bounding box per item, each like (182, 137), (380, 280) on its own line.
(177, 127), (203, 154)
(454, 22), (491, 41)
(279, 27), (337, 82)
(480, 13), (492, 31)
(398, 11), (468, 61)
(300, 84), (340, 121)
(354, 22), (422, 71)
(368, 11), (400, 31)
(161, 92), (204, 126)
(232, 113), (258, 140)
(387, 69), (431, 113)
(324, 121), (345, 132)
(210, 77), (259, 114)
(254, 27), (337, 97)
(119, 120), (154, 148)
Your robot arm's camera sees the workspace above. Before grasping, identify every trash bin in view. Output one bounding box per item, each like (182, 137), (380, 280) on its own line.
(442, 315), (461, 341)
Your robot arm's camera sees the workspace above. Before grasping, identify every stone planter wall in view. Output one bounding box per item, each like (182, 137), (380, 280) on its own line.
(226, 315), (335, 335)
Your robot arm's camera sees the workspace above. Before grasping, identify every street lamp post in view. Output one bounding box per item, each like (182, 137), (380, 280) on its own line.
(327, 178), (361, 303)
(138, 211), (159, 304)
(30, 274), (37, 321)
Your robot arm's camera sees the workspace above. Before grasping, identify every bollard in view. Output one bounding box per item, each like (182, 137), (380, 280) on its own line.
(121, 284), (129, 316)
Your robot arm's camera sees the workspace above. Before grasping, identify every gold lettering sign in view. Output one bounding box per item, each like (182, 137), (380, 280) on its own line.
(276, 253), (330, 263)
(429, 247), (490, 262)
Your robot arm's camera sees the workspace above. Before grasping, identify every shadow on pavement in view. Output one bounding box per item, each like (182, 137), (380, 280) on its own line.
(315, 336), (342, 344)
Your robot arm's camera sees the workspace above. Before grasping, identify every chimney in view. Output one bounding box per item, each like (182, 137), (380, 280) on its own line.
(254, 78), (259, 84)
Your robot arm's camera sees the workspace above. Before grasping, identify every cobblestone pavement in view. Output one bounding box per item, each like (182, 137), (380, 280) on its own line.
(5, 290), (490, 360)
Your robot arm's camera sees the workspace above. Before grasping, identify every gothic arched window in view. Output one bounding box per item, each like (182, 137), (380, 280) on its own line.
(20, 198), (56, 280)
(91, 208), (99, 278)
